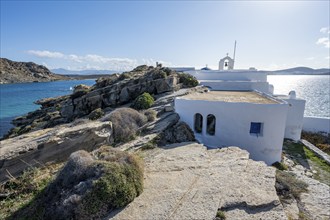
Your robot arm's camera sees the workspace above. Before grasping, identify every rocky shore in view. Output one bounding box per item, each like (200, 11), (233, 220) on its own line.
(2, 65), (197, 139)
(0, 58), (68, 84)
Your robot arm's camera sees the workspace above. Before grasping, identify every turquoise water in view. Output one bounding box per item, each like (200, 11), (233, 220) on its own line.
(0, 79), (96, 138)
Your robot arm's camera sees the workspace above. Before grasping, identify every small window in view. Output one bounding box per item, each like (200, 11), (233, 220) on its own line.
(250, 122), (263, 136)
(207, 114), (216, 135)
(194, 113), (203, 133)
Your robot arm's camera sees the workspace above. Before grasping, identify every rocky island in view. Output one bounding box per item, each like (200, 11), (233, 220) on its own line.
(0, 65), (329, 220)
(0, 58), (68, 84)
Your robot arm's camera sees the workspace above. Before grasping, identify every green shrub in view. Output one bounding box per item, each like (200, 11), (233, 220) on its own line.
(272, 161), (288, 171)
(104, 108), (147, 143)
(216, 210), (226, 220)
(88, 108), (104, 120)
(71, 84), (90, 99)
(178, 73), (199, 87)
(132, 92), (155, 110)
(79, 148), (144, 218)
(118, 72), (131, 80)
(140, 142), (156, 150)
(143, 109), (157, 122)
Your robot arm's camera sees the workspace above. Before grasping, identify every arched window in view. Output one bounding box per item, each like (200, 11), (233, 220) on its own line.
(194, 113), (203, 133)
(207, 114), (216, 135)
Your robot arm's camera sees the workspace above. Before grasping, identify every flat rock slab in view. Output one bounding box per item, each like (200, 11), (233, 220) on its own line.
(291, 165), (330, 220)
(0, 120), (112, 182)
(108, 143), (286, 220)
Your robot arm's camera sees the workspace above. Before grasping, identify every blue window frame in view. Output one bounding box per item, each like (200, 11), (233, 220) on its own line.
(250, 122), (263, 136)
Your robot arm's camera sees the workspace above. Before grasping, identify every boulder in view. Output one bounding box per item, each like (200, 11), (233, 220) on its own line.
(157, 120), (195, 146)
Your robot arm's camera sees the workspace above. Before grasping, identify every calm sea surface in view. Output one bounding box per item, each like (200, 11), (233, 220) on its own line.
(268, 75), (330, 118)
(0, 79), (96, 138)
(0, 75), (329, 138)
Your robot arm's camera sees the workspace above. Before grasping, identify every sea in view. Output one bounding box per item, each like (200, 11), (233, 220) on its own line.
(267, 75), (330, 118)
(0, 75), (329, 138)
(0, 79), (96, 138)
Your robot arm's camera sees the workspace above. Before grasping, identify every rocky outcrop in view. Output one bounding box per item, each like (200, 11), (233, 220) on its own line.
(3, 65), (198, 139)
(0, 58), (68, 84)
(108, 144), (287, 220)
(0, 120), (112, 182)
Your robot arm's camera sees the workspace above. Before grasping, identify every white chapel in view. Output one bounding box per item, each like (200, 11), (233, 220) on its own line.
(173, 50), (306, 165)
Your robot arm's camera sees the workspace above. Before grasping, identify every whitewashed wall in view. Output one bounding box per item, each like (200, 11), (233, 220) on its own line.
(175, 98), (288, 165)
(200, 81), (271, 94)
(186, 70), (268, 82)
(303, 117), (330, 134)
(281, 98), (306, 140)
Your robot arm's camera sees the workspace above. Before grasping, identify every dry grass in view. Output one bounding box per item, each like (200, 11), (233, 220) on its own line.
(301, 131), (330, 155)
(275, 170), (308, 200)
(0, 163), (62, 219)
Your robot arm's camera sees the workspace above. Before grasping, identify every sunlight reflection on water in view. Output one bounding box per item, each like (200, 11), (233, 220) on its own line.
(268, 75), (330, 117)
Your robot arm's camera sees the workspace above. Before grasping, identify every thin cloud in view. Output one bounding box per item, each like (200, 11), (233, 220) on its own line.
(27, 50), (64, 58)
(316, 27), (330, 49)
(26, 50), (155, 71)
(320, 27), (330, 34)
(306, 57), (315, 61)
(316, 37), (330, 48)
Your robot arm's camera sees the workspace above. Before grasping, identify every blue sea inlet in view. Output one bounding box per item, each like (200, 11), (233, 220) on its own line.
(0, 79), (96, 138)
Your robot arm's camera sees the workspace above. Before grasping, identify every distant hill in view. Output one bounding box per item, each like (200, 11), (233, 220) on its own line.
(267, 67), (330, 75)
(0, 58), (68, 84)
(51, 68), (120, 75)
(53, 67), (329, 76)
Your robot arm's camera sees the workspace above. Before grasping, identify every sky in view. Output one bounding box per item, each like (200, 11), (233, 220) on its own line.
(1, 1), (329, 71)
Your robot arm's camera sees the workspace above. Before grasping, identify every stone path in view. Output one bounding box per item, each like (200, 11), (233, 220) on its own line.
(108, 143), (286, 220)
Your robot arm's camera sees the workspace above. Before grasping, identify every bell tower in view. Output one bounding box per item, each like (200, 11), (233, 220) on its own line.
(219, 41), (236, 70)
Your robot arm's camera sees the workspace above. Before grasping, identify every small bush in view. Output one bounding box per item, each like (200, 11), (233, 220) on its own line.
(78, 148), (144, 218)
(178, 73), (199, 87)
(140, 142), (156, 151)
(118, 72), (131, 80)
(143, 109), (157, 122)
(104, 108), (147, 143)
(71, 84), (90, 99)
(216, 210), (226, 220)
(272, 161), (288, 171)
(131, 92), (155, 110)
(88, 108), (104, 120)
